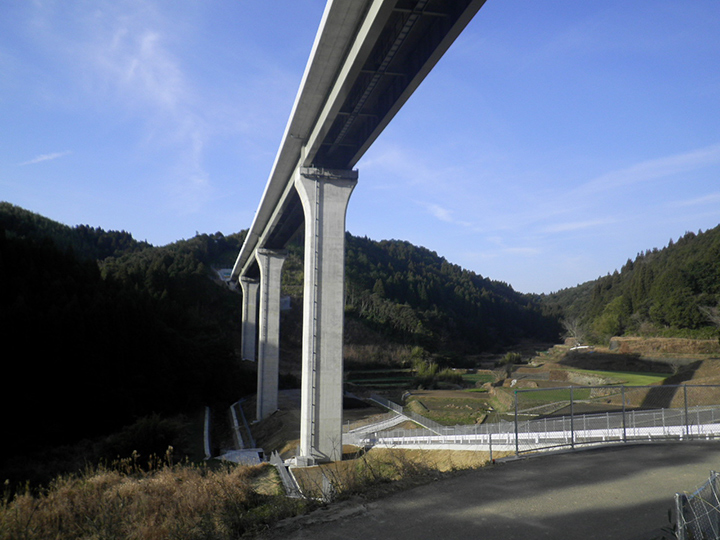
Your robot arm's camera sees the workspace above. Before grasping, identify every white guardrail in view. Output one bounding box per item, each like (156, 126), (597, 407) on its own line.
(344, 394), (720, 456)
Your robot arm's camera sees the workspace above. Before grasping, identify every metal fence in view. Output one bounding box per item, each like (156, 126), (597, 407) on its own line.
(368, 394), (445, 433)
(344, 385), (720, 457)
(676, 470), (720, 540)
(513, 384), (720, 455)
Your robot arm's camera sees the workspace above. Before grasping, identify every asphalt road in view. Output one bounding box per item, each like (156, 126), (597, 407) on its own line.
(262, 441), (720, 540)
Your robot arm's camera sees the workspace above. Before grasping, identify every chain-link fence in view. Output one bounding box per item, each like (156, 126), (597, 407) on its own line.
(676, 470), (720, 540)
(513, 384), (720, 455)
(344, 385), (720, 458)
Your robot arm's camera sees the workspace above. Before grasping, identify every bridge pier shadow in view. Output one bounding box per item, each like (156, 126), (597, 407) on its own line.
(640, 361), (702, 410)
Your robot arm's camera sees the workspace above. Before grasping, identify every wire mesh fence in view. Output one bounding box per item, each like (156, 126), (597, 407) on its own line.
(344, 384), (720, 458)
(676, 470), (720, 540)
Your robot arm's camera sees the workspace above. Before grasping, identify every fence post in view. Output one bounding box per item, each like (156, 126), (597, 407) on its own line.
(684, 385), (690, 439)
(675, 492), (687, 540)
(622, 386), (627, 443)
(514, 390), (519, 456)
(489, 427), (493, 462)
(661, 407), (665, 436)
(570, 386), (575, 449)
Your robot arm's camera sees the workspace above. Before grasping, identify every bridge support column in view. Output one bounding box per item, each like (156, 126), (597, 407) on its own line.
(294, 167), (357, 464)
(239, 277), (259, 362)
(255, 248), (287, 421)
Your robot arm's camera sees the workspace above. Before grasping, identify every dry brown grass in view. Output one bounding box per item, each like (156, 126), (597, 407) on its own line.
(0, 456), (308, 540)
(290, 447), (506, 501)
(611, 337), (720, 357)
(0, 445), (505, 540)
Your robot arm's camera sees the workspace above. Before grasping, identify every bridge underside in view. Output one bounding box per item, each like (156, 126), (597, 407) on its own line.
(233, 0), (486, 464)
(241, 0), (486, 279)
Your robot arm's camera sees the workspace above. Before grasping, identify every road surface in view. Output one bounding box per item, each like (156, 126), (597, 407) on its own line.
(261, 441), (720, 539)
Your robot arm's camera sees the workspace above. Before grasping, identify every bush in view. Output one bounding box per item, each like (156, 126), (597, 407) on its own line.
(98, 414), (190, 465)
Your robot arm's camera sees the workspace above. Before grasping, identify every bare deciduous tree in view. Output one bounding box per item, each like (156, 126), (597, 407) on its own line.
(561, 317), (585, 345)
(699, 305), (720, 344)
(699, 305), (720, 326)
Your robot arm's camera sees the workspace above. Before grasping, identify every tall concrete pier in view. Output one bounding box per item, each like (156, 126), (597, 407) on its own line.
(231, 0), (487, 464)
(255, 249), (287, 421)
(294, 168), (357, 464)
(239, 277), (259, 362)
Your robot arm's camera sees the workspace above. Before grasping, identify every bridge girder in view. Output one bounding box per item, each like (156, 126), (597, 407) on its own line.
(232, 0), (486, 279)
(233, 0), (487, 464)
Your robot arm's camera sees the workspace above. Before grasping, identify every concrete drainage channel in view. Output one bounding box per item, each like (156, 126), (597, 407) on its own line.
(216, 400), (265, 466)
(217, 400), (329, 500)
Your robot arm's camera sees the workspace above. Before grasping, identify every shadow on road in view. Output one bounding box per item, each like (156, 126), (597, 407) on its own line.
(262, 441), (720, 540)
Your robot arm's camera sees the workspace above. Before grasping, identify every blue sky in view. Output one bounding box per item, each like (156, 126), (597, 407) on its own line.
(2, 0), (719, 294)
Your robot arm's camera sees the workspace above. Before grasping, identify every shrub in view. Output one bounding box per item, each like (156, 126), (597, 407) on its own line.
(97, 414), (190, 465)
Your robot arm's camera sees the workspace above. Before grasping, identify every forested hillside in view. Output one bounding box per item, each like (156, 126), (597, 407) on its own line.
(0, 202), (561, 483)
(0, 204), (253, 474)
(543, 225), (720, 343)
(2, 200), (718, 490)
(0, 201), (151, 259)
(343, 235), (560, 352)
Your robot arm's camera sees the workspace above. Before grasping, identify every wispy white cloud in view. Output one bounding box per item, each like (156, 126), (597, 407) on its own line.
(423, 202), (453, 222)
(504, 246), (541, 256)
(671, 192), (720, 207)
(92, 23), (187, 113)
(415, 200), (477, 230)
(59, 1), (213, 214)
(361, 144), (468, 190)
(166, 128), (213, 214)
(475, 235), (542, 258)
(541, 218), (617, 234)
(577, 142), (720, 196)
(19, 151), (71, 166)
(431, 206), (453, 223)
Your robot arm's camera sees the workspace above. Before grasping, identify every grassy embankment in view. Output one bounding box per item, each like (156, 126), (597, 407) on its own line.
(0, 446), (498, 540)
(0, 454), (302, 540)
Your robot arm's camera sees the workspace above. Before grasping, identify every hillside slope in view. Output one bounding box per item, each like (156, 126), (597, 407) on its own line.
(0, 203), (561, 457)
(0, 204), (252, 472)
(543, 225), (720, 343)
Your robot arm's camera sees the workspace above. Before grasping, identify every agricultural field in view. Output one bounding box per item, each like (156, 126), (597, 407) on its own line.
(345, 368), (415, 389)
(244, 341), (720, 475)
(405, 391), (492, 425)
(563, 368), (668, 386)
(343, 342), (720, 428)
(461, 371), (495, 386)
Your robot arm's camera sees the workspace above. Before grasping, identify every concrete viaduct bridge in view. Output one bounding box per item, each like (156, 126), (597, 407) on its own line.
(230, 0), (487, 466)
